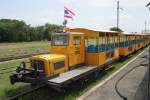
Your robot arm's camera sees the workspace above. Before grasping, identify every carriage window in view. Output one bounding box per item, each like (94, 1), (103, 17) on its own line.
(74, 36), (81, 45)
(106, 36), (109, 44)
(54, 61), (65, 70)
(111, 36), (114, 43)
(120, 37), (123, 42)
(51, 35), (68, 46)
(87, 38), (97, 46)
(109, 36), (114, 43)
(115, 36), (118, 43)
(120, 37), (126, 42)
(123, 37), (126, 42)
(126, 36), (128, 41)
(99, 36), (105, 45)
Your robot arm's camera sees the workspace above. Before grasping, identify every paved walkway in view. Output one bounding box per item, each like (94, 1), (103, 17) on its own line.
(81, 49), (149, 100)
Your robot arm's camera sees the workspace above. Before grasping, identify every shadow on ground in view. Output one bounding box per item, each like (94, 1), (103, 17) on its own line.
(132, 70), (148, 100)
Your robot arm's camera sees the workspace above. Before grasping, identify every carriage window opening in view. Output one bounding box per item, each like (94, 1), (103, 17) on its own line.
(74, 36), (81, 45)
(123, 37), (126, 42)
(119, 37), (121, 42)
(109, 37), (111, 43)
(109, 37), (112, 43)
(126, 36), (128, 41)
(108, 36), (110, 44)
(112, 36), (114, 43)
(85, 39), (88, 47)
(106, 36), (109, 44)
(109, 36), (114, 43)
(115, 36), (118, 43)
(122, 37), (124, 42)
(99, 36), (104, 45)
(120, 37), (124, 42)
(87, 38), (97, 46)
(51, 35), (69, 46)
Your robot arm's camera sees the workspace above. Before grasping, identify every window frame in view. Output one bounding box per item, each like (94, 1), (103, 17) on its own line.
(73, 36), (81, 46)
(51, 35), (69, 46)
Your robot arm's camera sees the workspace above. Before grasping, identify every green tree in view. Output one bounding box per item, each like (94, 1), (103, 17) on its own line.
(0, 19), (28, 42)
(110, 27), (123, 32)
(0, 19), (63, 42)
(43, 23), (63, 40)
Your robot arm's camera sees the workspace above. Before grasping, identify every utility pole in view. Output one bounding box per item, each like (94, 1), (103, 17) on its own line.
(117, 0), (119, 31)
(145, 21), (147, 34)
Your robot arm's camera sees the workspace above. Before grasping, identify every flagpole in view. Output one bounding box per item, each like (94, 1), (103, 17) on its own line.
(63, 19), (67, 32)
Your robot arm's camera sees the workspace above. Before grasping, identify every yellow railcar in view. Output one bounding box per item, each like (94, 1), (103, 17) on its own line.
(30, 54), (68, 75)
(10, 28), (149, 89)
(71, 28), (120, 66)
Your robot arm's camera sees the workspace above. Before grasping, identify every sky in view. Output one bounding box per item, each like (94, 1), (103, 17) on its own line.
(0, 0), (150, 33)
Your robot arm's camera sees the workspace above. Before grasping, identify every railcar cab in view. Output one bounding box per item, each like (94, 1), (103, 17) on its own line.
(10, 32), (85, 84)
(50, 32), (85, 69)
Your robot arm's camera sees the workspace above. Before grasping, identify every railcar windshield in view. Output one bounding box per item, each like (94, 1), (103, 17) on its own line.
(51, 35), (69, 46)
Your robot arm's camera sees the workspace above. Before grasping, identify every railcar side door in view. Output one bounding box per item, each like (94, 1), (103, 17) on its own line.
(70, 34), (85, 67)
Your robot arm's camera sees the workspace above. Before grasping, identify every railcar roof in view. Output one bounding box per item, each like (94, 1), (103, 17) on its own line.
(71, 28), (149, 36)
(70, 28), (121, 35)
(51, 32), (84, 35)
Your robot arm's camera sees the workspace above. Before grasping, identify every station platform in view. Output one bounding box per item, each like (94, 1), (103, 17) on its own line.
(78, 48), (149, 100)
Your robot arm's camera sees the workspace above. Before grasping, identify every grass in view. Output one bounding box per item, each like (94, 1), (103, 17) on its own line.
(0, 48), (145, 100)
(0, 59), (30, 100)
(0, 41), (49, 60)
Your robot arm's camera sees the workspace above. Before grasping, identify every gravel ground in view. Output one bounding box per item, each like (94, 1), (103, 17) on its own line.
(83, 49), (149, 100)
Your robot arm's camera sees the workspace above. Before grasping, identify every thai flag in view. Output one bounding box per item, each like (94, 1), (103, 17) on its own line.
(64, 6), (75, 20)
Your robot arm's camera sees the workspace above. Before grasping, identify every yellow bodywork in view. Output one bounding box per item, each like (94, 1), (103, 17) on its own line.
(85, 52), (106, 66)
(30, 54), (68, 75)
(50, 33), (85, 68)
(119, 47), (129, 56)
(71, 28), (119, 66)
(28, 28), (149, 77)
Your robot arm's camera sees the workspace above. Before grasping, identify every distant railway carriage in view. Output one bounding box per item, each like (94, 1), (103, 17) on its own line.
(70, 28), (120, 66)
(10, 28), (150, 91)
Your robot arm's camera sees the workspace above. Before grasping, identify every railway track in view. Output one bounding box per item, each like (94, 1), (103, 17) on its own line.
(0, 66), (16, 75)
(6, 84), (47, 100)
(0, 52), (49, 63)
(0, 62), (25, 75)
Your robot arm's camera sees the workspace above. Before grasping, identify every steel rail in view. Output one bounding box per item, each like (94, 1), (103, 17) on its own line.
(6, 84), (47, 100)
(0, 66), (16, 71)
(0, 52), (49, 63)
(0, 70), (15, 75)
